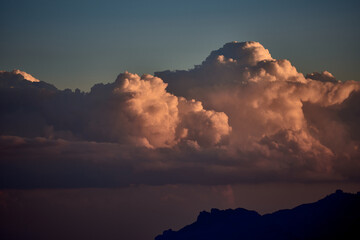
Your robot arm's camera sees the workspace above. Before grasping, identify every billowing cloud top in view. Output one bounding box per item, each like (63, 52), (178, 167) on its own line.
(203, 41), (273, 66)
(306, 71), (339, 83)
(12, 69), (40, 82)
(1, 41), (360, 188)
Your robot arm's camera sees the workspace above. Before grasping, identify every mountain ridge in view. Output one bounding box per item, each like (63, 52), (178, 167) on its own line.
(155, 190), (360, 240)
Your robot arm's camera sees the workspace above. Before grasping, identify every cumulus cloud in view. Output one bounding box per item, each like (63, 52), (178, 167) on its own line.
(0, 70), (231, 149)
(116, 72), (231, 148)
(156, 41), (360, 180)
(306, 71), (339, 83)
(203, 41), (273, 66)
(1, 41), (360, 188)
(11, 69), (40, 82)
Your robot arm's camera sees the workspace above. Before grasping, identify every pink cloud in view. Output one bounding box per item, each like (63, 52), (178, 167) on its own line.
(1, 41), (360, 188)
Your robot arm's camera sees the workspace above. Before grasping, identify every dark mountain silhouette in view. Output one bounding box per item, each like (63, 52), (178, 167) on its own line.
(155, 190), (360, 240)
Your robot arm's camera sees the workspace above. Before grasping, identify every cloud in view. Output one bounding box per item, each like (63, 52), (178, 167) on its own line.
(0, 70), (231, 149)
(306, 71), (339, 83)
(203, 41), (273, 67)
(1, 41), (360, 188)
(11, 69), (40, 82)
(110, 72), (231, 148)
(157, 41), (360, 181)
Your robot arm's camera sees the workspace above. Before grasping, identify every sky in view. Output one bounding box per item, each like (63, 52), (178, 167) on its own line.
(1, 1), (360, 240)
(1, 0), (359, 90)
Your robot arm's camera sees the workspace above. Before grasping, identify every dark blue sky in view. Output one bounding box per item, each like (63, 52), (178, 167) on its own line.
(1, 0), (359, 90)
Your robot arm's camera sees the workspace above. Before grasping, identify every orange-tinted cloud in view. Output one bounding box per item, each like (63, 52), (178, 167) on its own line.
(1, 41), (360, 188)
